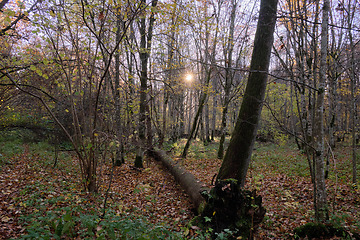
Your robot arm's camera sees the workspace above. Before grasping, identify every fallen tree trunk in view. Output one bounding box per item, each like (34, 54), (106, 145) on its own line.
(149, 149), (209, 212)
(149, 149), (266, 239)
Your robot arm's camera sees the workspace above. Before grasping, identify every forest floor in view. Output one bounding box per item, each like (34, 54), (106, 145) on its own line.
(0, 137), (359, 239)
(178, 139), (360, 239)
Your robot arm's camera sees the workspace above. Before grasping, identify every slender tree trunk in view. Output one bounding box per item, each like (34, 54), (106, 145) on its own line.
(159, 4), (177, 146)
(136, 8), (148, 168)
(347, 0), (357, 185)
(113, 8), (124, 166)
(217, 107), (228, 159)
(179, 94), (185, 137)
(204, 102), (210, 143)
(217, 0), (278, 186)
(182, 73), (211, 158)
(313, 0), (329, 222)
(211, 85), (217, 141)
(327, 16), (340, 150)
(187, 89), (193, 135)
(135, 0), (158, 168)
(146, 85), (153, 149)
(125, 23), (135, 134)
(217, 0), (237, 159)
(160, 92), (168, 147)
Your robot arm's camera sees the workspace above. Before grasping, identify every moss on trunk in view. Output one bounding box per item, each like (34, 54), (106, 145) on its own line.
(192, 179), (266, 239)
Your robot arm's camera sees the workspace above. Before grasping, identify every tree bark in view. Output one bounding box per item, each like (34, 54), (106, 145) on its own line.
(217, 0), (278, 186)
(347, 0), (357, 185)
(182, 90), (207, 158)
(313, 0), (329, 222)
(217, 0), (237, 159)
(150, 150), (209, 211)
(211, 82), (218, 141)
(135, 0), (158, 168)
(204, 102), (211, 143)
(113, 6), (124, 166)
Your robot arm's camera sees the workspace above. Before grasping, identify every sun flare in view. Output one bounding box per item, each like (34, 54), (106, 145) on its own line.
(185, 74), (193, 82)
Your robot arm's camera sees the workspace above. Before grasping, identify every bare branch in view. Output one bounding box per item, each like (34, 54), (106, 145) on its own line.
(0, 0), (10, 11)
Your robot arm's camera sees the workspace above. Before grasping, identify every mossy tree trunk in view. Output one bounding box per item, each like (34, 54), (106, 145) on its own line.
(217, 0), (278, 186)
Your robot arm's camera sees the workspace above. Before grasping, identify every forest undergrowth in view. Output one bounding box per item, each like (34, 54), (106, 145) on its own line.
(0, 133), (359, 239)
(176, 139), (360, 239)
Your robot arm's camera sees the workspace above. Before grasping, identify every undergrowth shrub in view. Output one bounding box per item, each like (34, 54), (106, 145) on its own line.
(19, 207), (184, 240)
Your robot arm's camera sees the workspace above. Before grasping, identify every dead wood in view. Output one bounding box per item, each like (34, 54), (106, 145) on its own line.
(149, 149), (209, 212)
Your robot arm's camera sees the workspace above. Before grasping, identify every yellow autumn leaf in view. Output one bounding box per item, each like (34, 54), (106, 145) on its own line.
(1, 216), (11, 222)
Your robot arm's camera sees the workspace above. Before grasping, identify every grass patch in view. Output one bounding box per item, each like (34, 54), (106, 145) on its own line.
(251, 142), (310, 178)
(164, 138), (220, 159)
(175, 138), (359, 187)
(0, 130), (25, 167)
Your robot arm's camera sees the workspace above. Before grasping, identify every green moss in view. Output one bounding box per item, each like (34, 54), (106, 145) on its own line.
(197, 200), (207, 215)
(194, 179), (266, 239)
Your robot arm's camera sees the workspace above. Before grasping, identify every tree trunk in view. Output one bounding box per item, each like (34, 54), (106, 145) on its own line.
(204, 102), (211, 143)
(187, 90), (193, 135)
(159, 5), (177, 146)
(113, 7), (124, 166)
(179, 94), (185, 137)
(313, 0), (329, 222)
(217, 0), (278, 186)
(136, 8), (147, 168)
(217, 0), (237, 159)
(347, 0), (357, 185)
(135, 0), (158, 168)
(125, 23), (135, 135)
(160, 91), (168, 147)
(150, 150), (209, 211)
(182, 3), (219, 157)
(182, 81), (209, 158)
(211, 82), (218, 141)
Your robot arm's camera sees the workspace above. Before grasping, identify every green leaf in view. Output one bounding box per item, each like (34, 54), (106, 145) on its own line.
(63, 212), (72, 221)
(5, 16), (11, 24)
(55, 220), (64, 236)
(36, 69), (43, 76)
(62, 221), (73, 235)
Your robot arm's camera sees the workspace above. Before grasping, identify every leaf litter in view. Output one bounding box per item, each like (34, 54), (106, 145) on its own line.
(0, 142), (359, 239)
